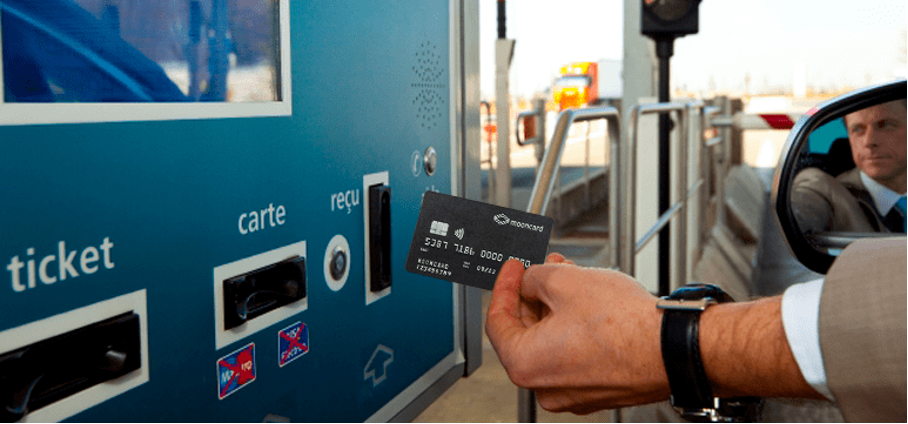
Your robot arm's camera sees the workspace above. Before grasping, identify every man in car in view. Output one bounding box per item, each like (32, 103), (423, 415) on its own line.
(792, 99), (907, 233)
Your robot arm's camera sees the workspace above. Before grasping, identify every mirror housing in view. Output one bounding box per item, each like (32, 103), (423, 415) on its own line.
(516, 112), (539, 146)
(773, 79), (906, 274)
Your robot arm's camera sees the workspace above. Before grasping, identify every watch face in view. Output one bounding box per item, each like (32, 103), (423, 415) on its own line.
(644, 0), (696, 22)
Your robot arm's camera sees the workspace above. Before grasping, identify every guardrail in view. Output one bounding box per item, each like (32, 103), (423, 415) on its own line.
(526, 107), (620, 216)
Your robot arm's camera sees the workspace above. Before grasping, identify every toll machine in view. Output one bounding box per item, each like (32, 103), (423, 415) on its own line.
(0, 0), (481, 421)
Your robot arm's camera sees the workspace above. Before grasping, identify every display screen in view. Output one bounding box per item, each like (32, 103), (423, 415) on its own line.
(1, 0), (282, 103)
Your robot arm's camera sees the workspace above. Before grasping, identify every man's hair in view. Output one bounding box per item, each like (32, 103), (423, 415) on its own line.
(841, 98), (907, 129)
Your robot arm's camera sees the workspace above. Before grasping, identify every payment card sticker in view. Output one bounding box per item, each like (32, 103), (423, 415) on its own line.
(278, 322), (309, 367)
(217, 343), (256, 400)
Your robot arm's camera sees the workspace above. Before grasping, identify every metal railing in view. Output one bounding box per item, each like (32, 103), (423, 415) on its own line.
(621, 103), (688, 288)
(618, 101), (727, 290)
(526, 107), (620, 216)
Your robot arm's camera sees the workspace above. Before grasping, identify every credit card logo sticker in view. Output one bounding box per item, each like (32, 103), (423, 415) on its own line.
(217, 343), (256, 400)
(430, 221), (449, 236)
(493, 214), (510, 226)
(278, 322), (309, 367)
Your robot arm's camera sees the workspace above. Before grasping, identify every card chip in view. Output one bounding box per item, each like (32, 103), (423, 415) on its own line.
(430, 221), (449, 236)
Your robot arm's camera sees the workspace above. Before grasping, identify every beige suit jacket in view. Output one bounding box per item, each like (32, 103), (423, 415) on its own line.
(819, 237), (906, 422)
(791, 168), (888, 234)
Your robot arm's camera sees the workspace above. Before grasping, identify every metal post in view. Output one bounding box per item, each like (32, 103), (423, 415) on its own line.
(494, 40), (515, 207)
(608, 112), (623, 270)
(584, 121), (591, 208)
(674, 106), (689, 290)
(701, 106), (721, 246)
(622, 106), (640, 276)
(717, 97), (730, 226)
(656, 39), (674, 297)
(517, 387), (536, 423)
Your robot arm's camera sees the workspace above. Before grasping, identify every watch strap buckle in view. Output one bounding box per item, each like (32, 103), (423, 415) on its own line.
(657, 297), (717, 311)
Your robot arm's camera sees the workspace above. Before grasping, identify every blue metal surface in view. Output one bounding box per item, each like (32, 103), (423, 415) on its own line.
(0, 0), (456, 421)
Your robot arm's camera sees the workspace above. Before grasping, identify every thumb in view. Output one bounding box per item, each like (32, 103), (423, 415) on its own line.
(485, 259), (528, 346)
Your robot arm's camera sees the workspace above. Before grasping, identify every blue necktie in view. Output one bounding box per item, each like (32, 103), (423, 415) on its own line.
(896, 196), (907, 231)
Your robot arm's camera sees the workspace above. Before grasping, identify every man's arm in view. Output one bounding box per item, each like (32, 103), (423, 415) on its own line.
(699, 296), (822, 399)
(818, 238), (906, 422)
(486, 255), (821, 414)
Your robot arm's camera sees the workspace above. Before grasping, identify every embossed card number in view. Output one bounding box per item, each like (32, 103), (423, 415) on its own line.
(405, 192), (553, 290)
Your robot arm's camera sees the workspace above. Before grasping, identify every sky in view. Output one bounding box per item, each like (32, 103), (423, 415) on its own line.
(479, 0), (908, 99)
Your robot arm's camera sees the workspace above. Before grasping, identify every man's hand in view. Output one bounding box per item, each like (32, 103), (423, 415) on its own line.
(486, 254), (822, 414)
(485, 256), (670, 414)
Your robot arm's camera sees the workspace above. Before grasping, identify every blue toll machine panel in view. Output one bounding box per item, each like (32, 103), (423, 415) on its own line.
(0, 0), (471, 421)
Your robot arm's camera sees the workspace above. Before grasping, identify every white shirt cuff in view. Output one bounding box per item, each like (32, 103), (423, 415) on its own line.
(781, 279), (836, 401)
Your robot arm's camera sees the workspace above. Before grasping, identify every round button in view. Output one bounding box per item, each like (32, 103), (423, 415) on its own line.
(324, 234), (350, 291)
(330, 248), (347, 281)
(424, 147), (438, 176)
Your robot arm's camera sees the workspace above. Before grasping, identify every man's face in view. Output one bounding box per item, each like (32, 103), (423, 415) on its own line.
(845, 100), (907, 192)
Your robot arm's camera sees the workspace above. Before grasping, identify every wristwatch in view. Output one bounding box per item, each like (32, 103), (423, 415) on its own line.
(657, 283), (761, 423)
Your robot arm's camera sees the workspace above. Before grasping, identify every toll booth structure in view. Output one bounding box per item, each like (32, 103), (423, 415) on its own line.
(0, 0), (482, 421)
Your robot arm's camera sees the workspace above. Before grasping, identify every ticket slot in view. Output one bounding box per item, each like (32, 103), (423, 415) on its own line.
(223, 256), (307, 330)
(0, 312), (141, 422)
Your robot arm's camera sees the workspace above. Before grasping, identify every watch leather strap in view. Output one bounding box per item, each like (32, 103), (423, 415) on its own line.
(661, 307), (714, 408)
(658, 284), (754, 422)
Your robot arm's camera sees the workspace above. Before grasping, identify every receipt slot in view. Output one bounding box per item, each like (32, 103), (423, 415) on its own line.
(368, 184), (392, 293)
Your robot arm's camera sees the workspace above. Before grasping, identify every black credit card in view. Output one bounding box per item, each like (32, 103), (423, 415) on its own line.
(405, 191), (553, 290)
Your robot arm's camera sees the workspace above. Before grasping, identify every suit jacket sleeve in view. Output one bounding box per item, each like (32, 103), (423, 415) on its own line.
(819, 237), (906, 422)
(791, 168), (879, 234)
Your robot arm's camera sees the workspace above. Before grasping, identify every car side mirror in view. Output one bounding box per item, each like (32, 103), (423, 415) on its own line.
(773, 79), (906, 274)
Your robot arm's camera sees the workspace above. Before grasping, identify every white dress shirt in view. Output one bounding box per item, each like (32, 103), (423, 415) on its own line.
(859, 171), (905, 216)
(781, 278), (836, 401)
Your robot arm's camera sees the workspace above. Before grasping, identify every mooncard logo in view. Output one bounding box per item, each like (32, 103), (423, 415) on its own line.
(492, 213), (545, 233)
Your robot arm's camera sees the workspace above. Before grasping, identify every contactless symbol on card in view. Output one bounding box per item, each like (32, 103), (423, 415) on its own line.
(405, 191), (553, 290)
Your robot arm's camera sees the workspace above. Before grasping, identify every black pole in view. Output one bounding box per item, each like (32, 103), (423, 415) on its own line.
(656, 38), (674, 297)
(497, 0), (506, 39)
